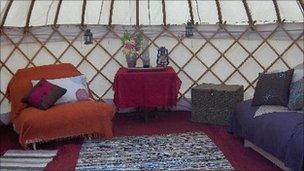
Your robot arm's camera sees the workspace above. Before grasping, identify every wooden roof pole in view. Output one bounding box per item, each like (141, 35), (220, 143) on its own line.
(161, 0), (167, 26)
(0, 0), (14, 29)
(81, 0), (87, 27)
(242, 0), (255, 30)
(215, 0), (223, 27)
(272, 0), (282, 23)
(53, 0), (62, 27)
(298, 0), (304, 12)
(187, 0), (194, 24)
(136, 0), (139, 26)
(108, 0), (114, 26)
(25, 0), (36, 33)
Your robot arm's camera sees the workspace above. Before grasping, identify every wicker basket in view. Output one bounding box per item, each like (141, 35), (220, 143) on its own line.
(191, 83), (243, 125)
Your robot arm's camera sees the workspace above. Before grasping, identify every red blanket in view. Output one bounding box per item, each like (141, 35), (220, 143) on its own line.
(113, 67), (181, 108)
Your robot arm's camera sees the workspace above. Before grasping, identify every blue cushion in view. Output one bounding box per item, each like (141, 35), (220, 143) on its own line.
(288, 79), (304, 110)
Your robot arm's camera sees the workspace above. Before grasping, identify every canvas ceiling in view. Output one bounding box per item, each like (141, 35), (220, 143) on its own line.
(0, 0), (303, 27)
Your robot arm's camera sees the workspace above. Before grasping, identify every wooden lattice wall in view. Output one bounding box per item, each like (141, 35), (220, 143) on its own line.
(0, 23), (303, 114)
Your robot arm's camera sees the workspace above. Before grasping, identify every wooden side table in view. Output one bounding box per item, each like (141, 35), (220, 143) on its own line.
(191, 83), (244, 125)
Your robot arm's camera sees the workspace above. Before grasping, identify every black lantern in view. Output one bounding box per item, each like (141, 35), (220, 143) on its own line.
(84, 29), (93, 45)
(185, 21), (193, 37)
(157, 47), (169, 67)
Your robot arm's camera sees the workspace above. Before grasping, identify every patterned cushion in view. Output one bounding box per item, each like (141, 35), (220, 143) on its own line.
(288, 64), (304, 110)
(252, 69), (294, 106)
(291, 64), (303, 82)
(288, 79), (304, 110)
(254, 105), (302, 118)
(32, 75), (90, 104)
(22, 79), (67, 110)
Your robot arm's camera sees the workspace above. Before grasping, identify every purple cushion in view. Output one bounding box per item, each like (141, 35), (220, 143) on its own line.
(252, 69), (294, 106)
(22, 79), (67, 110)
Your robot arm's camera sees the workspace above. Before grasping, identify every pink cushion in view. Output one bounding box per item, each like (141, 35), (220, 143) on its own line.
(22, 79), (67, 110)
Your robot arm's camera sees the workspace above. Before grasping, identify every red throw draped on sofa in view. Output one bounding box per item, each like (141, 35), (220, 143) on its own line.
(6, 63), (115, 149)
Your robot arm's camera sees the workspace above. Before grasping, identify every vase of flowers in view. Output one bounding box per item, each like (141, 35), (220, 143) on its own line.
(126, 53), (137, 68)
(121, 32), (143, 68)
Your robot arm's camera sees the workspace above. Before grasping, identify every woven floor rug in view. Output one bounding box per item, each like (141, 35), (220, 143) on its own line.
(0, 150), (57, 170)
(76, 132), (233, 170)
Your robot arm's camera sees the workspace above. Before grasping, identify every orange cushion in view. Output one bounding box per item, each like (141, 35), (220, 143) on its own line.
(14, 100), (115, 148)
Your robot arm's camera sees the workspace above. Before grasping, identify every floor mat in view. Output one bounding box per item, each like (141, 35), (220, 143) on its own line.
(0, 150), (57, 170)
(76, 132), (233, 170)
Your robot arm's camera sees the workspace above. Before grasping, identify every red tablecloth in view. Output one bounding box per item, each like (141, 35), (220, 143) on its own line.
(113, 67), (181, 108)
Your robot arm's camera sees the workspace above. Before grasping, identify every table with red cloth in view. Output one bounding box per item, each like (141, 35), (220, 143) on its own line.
(113, 67), (181, 109)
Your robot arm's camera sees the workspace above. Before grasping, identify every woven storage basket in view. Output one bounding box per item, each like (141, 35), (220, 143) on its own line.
(191, 83), (243, 125)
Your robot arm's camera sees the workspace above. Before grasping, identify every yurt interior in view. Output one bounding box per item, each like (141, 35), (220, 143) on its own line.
(0, 0), (303, 170)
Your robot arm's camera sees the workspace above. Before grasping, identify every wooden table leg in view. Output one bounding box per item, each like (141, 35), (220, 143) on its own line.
(144, 111), (148, 122)
(141, 107), (152, 122)
(140, 107), (161, 122)
(154, 107), (159, 119)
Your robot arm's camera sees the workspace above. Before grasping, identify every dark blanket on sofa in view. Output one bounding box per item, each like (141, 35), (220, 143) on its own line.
(229, 100), (304, 171)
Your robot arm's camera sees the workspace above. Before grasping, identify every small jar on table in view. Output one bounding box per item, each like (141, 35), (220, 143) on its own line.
(191, 83), (244, 125)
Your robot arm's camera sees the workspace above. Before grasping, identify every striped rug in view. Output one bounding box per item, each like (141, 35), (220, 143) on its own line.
(0, 150), (58, 170)
(76, 132), (233, 170)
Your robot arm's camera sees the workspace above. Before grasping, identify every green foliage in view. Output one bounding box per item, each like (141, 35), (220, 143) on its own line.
(121, 31), (144, 56)
(135, 33), (144, 45)
(121, 31), (143, 45)
(121, 32), (132, 44)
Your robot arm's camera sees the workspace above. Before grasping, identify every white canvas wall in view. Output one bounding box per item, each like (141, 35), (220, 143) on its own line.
(0, 24), (303, 125)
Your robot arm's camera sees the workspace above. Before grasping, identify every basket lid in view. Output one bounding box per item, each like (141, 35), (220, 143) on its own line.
(193, 83), (243, 91)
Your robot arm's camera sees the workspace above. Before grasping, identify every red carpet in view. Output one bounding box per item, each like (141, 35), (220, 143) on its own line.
(0, 112), (280, 171)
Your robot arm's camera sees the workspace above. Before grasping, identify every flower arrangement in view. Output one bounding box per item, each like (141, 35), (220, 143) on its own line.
(121, 32), (144, 56)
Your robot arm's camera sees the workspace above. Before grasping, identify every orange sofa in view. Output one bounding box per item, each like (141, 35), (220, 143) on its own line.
(6, 63), (115, 149)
